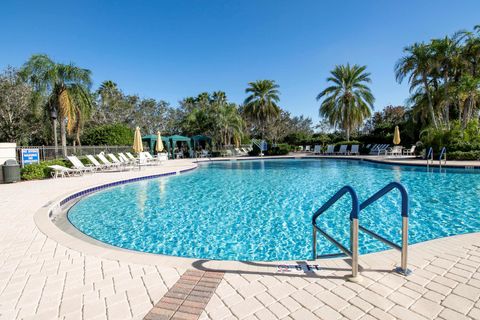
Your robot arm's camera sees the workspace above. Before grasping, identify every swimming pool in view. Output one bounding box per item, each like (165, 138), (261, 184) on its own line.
(68, 159), (480, 261)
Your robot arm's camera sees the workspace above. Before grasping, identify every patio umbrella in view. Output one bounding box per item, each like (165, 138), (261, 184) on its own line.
(133, 126), (143, 153)
(393, 126), (401, 145)
(155, 131), (164, 153)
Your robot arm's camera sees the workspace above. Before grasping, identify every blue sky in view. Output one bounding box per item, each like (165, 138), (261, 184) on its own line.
(1, 1), (479, 123)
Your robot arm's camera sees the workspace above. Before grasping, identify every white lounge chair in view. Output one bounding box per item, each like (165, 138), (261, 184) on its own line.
(142, 152), (162, 164)
(86, 155), (110, 170)
(118, 152), (135, 164)
(305, 145), (311, 152)
(369, 144), (379, 155)
(336, 145), (348, 155)
(350, 145), (360, 155)
(235, 148), (246, 156)
(138, 152), (152, 165)
(67, 156), (96, 174)
(156, 152), (168, 162)
(126, 152), (137, 161)
(324, 145), (335, 155)
(313, 145), (322, 154)
(107, 153), (127, 167)
(385, 146), (403, 156)
(98, 153), (122, 169)
(117, 153), (140, 169)
(375, 144), (390, 155)
(403, 145), (416, 156)
(49, 165), (83, 178)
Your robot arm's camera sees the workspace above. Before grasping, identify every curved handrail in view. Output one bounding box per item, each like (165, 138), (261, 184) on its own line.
(427, 147), (433, 160)
(359, 181), (409, 217)
(312, 185), (359, 225)
(439, 147), (446, 160)
(439, 147), (447, 167)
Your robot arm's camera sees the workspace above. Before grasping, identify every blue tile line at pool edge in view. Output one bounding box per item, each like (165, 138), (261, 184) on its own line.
(59, 168), (197, 207)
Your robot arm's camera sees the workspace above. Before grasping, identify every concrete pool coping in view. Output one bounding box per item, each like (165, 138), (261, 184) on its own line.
(33, 155), (480, 272)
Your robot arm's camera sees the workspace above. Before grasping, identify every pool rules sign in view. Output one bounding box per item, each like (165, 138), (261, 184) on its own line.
(21, 148), (40, 167)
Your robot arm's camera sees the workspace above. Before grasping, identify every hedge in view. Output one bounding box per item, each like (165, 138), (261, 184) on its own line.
(21, 159), (70, 180)
(82, 124), (134, 146)
(447, 151), (480, 161)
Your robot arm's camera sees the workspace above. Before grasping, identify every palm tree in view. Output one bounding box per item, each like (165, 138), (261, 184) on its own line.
(20, 54), (93, 153)
(216, 104), (244, 146)
(98, 80), (118, 101)
(317, 64), (374, 141)
(395, 43), (438, 128)
(456, 74), (480, 128)
(244, 80), (281, 139)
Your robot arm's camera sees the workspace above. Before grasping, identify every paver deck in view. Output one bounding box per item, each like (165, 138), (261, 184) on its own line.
(0, 157), (478, 320)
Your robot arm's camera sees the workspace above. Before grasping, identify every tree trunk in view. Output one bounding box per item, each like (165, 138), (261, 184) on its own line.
(60, 117), (67, 156)
(423, 76), (438, 128)
(346, 127), (350, 142)
(52, 119), (58, 158)
(444, 72), (450, 129)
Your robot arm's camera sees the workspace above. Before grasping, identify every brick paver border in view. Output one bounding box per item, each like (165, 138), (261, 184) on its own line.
(144, 270), (224, 320)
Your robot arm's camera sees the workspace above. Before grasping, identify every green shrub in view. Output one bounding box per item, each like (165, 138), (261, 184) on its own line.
(266, 145), (290, 156)
(82, 124), (134, 146)
(447, 151), (480, 161)
(421, 120), (480, 153)
(21, 159), (69, 180)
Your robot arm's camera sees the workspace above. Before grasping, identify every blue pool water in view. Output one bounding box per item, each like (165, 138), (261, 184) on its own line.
(68, 159), (480, 261)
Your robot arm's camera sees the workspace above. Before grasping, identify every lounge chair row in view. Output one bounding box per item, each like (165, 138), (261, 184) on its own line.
(312, 144), (360, 155)
(49, 152), (167, 178)
(234, 147), (252, 156)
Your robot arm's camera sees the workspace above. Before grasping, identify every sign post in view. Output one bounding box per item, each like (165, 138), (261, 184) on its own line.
(21, 148), (40, 167)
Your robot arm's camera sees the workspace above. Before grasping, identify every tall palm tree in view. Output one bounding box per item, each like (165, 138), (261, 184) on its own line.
(98, 80), (118, 100)
(457, 74), (480, 128)
(317, 64), (374, 141)
(244, 80), (281, 139)
(395, 43), (438, 128)
(216, 104), (244, 146)
(20, 54), (93, 153)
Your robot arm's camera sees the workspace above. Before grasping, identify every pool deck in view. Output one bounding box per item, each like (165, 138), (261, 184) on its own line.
(0, 156), (479, 320)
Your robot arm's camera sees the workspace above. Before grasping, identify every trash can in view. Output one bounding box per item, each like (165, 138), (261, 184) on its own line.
(2, 159), (21, 183)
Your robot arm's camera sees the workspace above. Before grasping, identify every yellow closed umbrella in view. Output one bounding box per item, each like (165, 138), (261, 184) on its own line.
(393, 126), (401, 145)
(133, 126), (143, 153)
(155, 131), (164, 153)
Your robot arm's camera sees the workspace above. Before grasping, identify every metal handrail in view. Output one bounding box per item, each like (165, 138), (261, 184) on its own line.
(439, 147), (447, 168)
(312, 186), (360, 281)
(311, 182), (412, 281)
(426, 147), (433, 167)
(359, 182), (411, 275)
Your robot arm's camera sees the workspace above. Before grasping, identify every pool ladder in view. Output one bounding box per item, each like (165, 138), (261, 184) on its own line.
(439, 147), (447, 168)
(426, 147), (434, 167)
(311, 182), (412, 282)
(426, 147), (447, 168)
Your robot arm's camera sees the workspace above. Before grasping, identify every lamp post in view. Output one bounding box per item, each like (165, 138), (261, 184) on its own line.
(51, 108), (58, 158)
